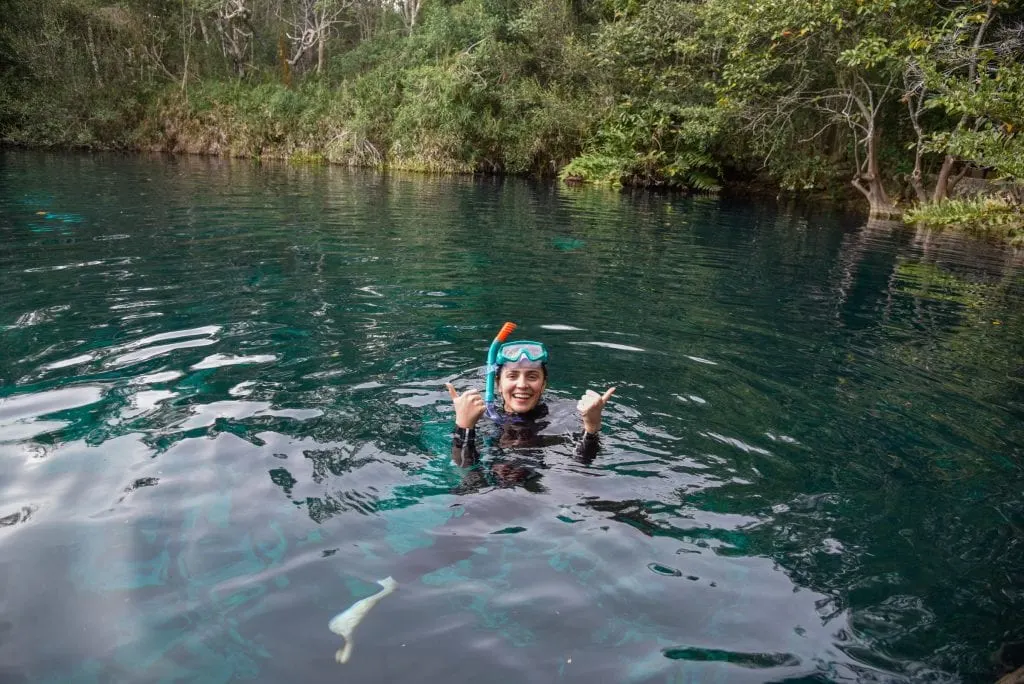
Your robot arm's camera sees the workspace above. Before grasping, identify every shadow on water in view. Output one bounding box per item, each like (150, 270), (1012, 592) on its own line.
(0, 150), (1022, 683)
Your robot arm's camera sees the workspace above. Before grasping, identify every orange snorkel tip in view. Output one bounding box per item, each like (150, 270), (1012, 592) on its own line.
(496, 321), (517, 343)
(485, 321), (518, 407)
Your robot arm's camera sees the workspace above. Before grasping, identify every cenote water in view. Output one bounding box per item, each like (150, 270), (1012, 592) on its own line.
(1, 150), (1022, 683)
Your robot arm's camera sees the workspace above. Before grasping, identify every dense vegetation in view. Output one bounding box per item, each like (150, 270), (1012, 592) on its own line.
(1, 0), (1022, 233)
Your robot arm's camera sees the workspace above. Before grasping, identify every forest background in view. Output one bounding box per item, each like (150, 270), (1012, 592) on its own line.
(1, 0), (1022, 238)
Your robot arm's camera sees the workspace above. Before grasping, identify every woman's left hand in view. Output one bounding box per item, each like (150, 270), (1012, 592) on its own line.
(577, 387), (616, 434)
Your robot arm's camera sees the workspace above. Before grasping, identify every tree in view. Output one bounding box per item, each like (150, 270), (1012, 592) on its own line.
(561, 0), (723, 189)
(708, 0), (937, 216)
(392, 0), (424, 35)
(905, 2), (1024, 201)
(351, 0), (386, 41)
(209, 0), (255, 76)
(283, 0), (352, 74)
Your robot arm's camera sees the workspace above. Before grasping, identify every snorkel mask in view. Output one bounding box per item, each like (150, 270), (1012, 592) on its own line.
(484, 323), (550, 420)
(496, 341), (549, 366)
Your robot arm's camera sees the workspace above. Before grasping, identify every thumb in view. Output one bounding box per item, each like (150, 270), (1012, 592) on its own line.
(445, 383), (459, 401)
(601, 387), (616, 403)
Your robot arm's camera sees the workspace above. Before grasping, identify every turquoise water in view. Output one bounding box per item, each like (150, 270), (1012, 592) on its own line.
(1, 150), (1022, 683)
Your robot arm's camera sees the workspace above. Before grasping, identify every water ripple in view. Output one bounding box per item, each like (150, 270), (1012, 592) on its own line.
(0, 153), (1021, 683)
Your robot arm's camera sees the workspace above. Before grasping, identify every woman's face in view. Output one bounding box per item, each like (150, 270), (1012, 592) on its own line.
(498, 364), (546, 414)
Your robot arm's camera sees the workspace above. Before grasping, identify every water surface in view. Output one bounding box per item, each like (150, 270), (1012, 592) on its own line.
(1, 151), (1022, 683)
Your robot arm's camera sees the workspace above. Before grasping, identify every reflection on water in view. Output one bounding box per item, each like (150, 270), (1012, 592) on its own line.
(0, 151), (1022, 683)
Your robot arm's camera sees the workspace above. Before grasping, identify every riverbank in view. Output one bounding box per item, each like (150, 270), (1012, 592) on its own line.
(8, 132), (1024, 249)
(5, 0), (1023, 249)
(905, 195), (1024, 247)
(10, 131), (1024, 249)
(4, 73), (1022, 248)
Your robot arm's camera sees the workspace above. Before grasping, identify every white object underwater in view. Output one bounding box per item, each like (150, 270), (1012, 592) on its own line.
(328, 576), (398, 664)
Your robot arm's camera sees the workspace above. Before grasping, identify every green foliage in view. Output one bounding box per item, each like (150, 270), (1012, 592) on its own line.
(3, 0), (1024, 217)
(562, 102), (722, 189)
(560, 153), (628, 186)
(937, 127), (1024, 181)
(0, 0), (174, 146)
(564, 0), (722, 189)
(131, 0), (605, 174)
(142, 79), (349, 160)
(918, 29), (1024, 181)
(904, 196), (1024, 245)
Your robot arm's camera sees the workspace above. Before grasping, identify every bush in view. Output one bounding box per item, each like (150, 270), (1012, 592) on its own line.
(904, 196), (1024, 245)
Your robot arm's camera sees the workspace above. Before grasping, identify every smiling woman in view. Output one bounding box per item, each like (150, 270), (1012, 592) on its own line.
(444, 329), (616, 477)
(497, 362), (547, 415)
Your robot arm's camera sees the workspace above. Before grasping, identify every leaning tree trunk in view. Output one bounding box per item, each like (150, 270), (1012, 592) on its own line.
(932, 154), (956, 203)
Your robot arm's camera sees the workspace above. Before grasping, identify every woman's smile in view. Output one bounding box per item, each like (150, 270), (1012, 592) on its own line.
(499, 365), (546, 413)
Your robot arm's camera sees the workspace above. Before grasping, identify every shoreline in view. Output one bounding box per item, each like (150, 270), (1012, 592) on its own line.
(0, 139), (866, 214)
(4, 140), (1020, 246)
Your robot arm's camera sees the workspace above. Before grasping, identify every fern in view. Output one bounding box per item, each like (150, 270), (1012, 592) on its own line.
(905, 196), (1024, 245)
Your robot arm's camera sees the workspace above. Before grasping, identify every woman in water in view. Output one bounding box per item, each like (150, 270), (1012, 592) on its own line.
(445, 339), (615, 483)
(328, 339), (616, 663)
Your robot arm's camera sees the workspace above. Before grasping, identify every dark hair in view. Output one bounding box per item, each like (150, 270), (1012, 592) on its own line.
(496, 363), (548, 381)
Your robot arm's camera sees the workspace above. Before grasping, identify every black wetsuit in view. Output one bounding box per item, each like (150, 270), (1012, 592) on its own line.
(451, 401), (600, 492)
(386, 401), (602, 584)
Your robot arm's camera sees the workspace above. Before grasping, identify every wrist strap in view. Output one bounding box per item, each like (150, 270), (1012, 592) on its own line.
(453, 426), (476, 447)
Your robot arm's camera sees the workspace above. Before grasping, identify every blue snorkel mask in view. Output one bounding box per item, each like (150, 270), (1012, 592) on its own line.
(496, 341), (549, 366)
(484, 322), (549, 420)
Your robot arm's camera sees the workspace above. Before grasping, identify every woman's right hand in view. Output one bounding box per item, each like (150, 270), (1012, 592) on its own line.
(446, 383), (486, 428)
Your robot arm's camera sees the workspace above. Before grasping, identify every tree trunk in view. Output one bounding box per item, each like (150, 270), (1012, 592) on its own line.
(317, 29), (325, 74)
(277, 33), (292, 87)
(852, 128), (900, 217)
(932, 154), (955, 203)
(909, 167), (927, 203)
(929, 5), (993, 205)
(86, 22), (103, 87)
(904, 82), (928, 203)
(355, 2), (376, 42)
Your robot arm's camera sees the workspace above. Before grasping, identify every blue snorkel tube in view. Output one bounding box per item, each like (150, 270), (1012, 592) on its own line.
(485, 321), (517, 420)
